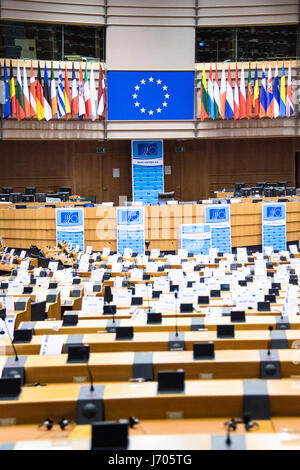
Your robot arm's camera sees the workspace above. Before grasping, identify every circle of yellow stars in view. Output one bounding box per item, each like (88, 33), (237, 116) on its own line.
(132, 76), (170, 116)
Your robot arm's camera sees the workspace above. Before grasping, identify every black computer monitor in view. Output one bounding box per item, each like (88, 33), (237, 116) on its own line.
(276, 187), (286, 197)
(240, 187), (251, 197)
(256, 182), (266, 188)
(286, 187), (296, 196)
(9, 193), (22, 203)
(59, 186), (71, 195)
(158, 192), (175, 203)
(277, 182), (287, 188)
(264, 187), (276, 198)
(35, 193), (46, 203)
(57, 192), (69, 202)
(251, 187), (263, 196)
(25, 187), (36, 195)
(21, 194), (35, 203)
(235, 183), (245, 191)
(2, 187), (13, 194)
(0, 194), (9, 202)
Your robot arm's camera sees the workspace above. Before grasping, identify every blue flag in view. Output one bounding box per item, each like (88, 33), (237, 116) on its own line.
(107, 71), (194, 120)
(3, 60), (11, 119)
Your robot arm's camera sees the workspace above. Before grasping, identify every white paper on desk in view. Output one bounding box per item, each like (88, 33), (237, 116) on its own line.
(137, 254), (148, 265)
(40, 335), (64, 356)
(135, 284), (149, 298)
(36, 277), (50, 288)
(168, 269), (184, 282)
(48, 261), (58, 271)
(130, 268), (143, 280)
(150, 249), (160, 258)
(206, 307), (222, 317)
(124, 248), (133, 257)
(60, 286), (71, 301)
(2, 297), (15, 313)
(19, 250), (26, 259)
(0, 315), (15, 339)
(146, 262), (158, 272)
(33, 267), (41, 278)
(17, 271), (30, 286)
(108, 254), (118, 264)
(153, 278), (169, 291)
(157, 294), (176, 311)
(9, 249), (14, 256)
(84, 282), (94, 296)
(237, 247), (247, 257)
(131, 308), (147, 321)
(113, 290), (132, 306)
(81, 296), (104, 314)
(7, 280), (23, 295)
(36, 291), (47, 303)
(102, 247), (110, 257)
(91, 269), (104, 281)
(19, 260), (30, 270)
(78, 263), (89, 272)
(86, 246), (93, 255)
(111, 263), (123, 273)
(290, 244), (298, 254)
(182, 261), (195, 273)
(179, 291), (196, 304)
(178, 249), (188, 259)
(113, 277), (123, 288)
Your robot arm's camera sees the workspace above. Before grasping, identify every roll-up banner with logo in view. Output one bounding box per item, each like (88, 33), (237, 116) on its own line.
(205, 204), (231, 254)
(262, 202), (286, 252)
(56, 207), (85, 251)
(180, 224), (211, 255)
(117, 206), (145, 255)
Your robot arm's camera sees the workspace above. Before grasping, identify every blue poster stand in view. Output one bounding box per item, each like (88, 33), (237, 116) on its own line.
(117, 207), (145, 255)
(205, 204), (231, 254)
(131, 140), (164, 205)
(180, 224), (211, 255)
(56, 207), (85, 251)
(262, 203), (286, 252)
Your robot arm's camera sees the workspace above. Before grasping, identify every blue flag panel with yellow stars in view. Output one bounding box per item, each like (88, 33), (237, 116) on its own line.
(107, 71), (194, 120)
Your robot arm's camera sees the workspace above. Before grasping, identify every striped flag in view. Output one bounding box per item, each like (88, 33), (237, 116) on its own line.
(64, 65), (71, 120)
(274, 62), (280, 118)
(279, 62), (286, 118)
(213, 64), (220, 119)
(50, 62), (58, 118)
(9, 61), (16, 117)
(246, 64), (253, 119)
(220, 65), (226, 119)
(97, 65), (106, 119)
(259, 62), (267, 118)
(239, 63), (246, 119)
(253, 63), (259, 119)
(16, 61), (25, 121)
(3, 60), (11, 119)
(84, 63), (92, 119)
(43, 63), (52, 121)
(29, 62), (36, 118)
(225, 65), (234, 120)
(71, 63), (79, 117)
(23, 63), (30, 118)
(89, 64), (97, 121)
(266, 63), (274, 119)
(234, 64), (239, 120)
(36, 61), (44, 120)
(286, 61), (294, 117)
(57, 64), (65, 119)
(78, 64), (85, 120)
(208, 65), (214, 119)
(200, 66), (209, 120)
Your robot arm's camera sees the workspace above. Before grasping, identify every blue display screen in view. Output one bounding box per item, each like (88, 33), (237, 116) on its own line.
(137, 143), (158, 156)
(266, 206), (283, 219)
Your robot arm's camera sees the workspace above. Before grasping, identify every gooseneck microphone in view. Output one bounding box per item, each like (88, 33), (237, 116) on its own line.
(86, 362), (94, 392)
(174, 289), (179, 337)
(267, 325), (273, 356)
(0, 308), (18, 361)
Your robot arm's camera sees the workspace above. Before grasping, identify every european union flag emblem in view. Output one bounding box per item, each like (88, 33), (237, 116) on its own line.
(107, 71), (194, 121)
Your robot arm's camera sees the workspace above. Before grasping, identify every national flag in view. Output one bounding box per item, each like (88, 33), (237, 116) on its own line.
(89, 64), (97, 121)
(239, 63), (246, 119)
(3, 60), (11, 119)
(57, 64), (65, 119)
(16, 61), (26, 121)
(9, 61), (16, 116)
(78, 64), (85, 120)
(213, 64), (220, 119)
(279, 62), (286, 117)
(253, 63), (259, 119)
(84, 63), (92, 119)
(64, 65), (71, 120)
(36, 61), (44, 120)
(43, 63), (52, 121)
(71, 63), (79, 117)
(50, 62), (58, 118)
(246, 65), (253, 119)
(97, 65), (106, 119)
(225, 65), (234, 120)
(200, 66), (209, 120)
(23, 63), (30, 118)
(274, 62), (280, 118)
(286, 61), (294, 117)
(234, 64), (239, 120)
(220, 65), (226, 119)
(29, 62), (36, 118)
(266, 63), (274, 119)
(259, 62), (267, 118)
(208, 65), (214, 119)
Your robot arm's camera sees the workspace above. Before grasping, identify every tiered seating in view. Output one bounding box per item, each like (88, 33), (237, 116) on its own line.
(1, 242), (300, 450)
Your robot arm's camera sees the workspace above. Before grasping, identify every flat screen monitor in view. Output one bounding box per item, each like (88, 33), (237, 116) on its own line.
(25, 187), (36, 195)
(2, 187), (13, 194)
(235, 183), (245, 191)
(59, 186), (71, 195)
(256, 182), (267, 188)
(264, 187), (276, 198)
(21, 194), (35, 203)
(276, 187), (286, 197)
(240, 188), (251, 197)
(9, 193), (22, 203)
(35, 193), (46, 203)
(251, 187), (263, 196)
(0, 194), (9, 202)
(158, 192), (175, 202)
(286, 187), (296, 196)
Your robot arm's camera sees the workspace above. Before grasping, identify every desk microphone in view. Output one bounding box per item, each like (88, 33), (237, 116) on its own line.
(110, 303), (116, 325)
(146, 284), (151, 313)
(0, 309), (18, 362)
(86, 362), (94, 393)
(267, 325), (273, 356)
(174, 289), (178, 337)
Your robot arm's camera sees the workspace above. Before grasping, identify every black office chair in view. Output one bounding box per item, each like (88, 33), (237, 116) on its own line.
(25, 187), (36, 195)
(30, 301), (47, 321)
(2, 187), (13, 194)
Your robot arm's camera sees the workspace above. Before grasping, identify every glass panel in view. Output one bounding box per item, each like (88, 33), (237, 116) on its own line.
(63, 25), (104, 61)
(196, 27), (235, 63)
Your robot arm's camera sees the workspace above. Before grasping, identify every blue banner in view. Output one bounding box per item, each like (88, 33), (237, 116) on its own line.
(180, 224), (211, 255)
(117, 207), (145, 255)
(205, 205), (231, 254)
(132, 140), (164, 205)
(262, 203), (286, 252)
(107, 71), (194, 121)
(56, 208), (85, 251)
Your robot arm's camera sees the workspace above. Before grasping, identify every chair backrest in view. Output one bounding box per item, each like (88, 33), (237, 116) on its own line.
(31, 301), (47, 321)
